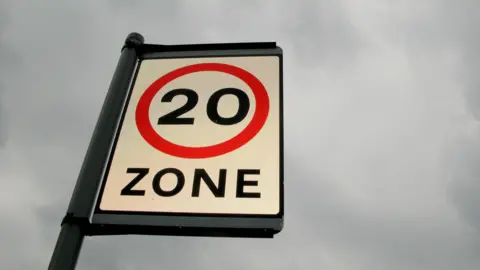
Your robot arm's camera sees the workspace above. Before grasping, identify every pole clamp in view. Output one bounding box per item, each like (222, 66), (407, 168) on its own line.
(61, 213), (91, 232)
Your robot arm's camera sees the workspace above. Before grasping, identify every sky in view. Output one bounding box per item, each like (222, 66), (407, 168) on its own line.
(0, 0), (479, 269)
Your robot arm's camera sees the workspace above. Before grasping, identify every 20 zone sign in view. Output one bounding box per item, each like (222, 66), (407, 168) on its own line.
(96, 53), (283, 222)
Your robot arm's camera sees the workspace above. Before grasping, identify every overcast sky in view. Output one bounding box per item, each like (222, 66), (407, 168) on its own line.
(1, 0), (480, 269)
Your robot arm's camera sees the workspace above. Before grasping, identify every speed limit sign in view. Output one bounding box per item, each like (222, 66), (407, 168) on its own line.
(93, 43), (283, 237)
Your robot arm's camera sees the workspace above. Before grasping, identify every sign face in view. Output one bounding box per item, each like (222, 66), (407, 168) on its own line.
(93, 45), (283, 237)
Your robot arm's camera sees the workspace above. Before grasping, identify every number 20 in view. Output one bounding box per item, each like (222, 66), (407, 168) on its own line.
(157, 88), (250, 126)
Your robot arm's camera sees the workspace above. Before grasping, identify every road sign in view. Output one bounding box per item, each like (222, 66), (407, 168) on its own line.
(92, 42), (283, 238)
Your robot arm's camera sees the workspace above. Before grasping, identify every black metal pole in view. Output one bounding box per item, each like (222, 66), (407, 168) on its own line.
(47, 222), (84, 270)
(48, 32), (144, 270)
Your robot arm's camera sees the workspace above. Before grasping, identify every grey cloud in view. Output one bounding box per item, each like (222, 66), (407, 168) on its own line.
(447, 134), (480, 232)
(107, 0), (210, 45)
(433, 0), (480, 235)
(0, 3), (11, 147)
(437, 0), (480, 121)
(281, 0), (363, 68)
(0, 85), (6, 147)
(402, 0), (480, 121)
(387, 0), (480, 239)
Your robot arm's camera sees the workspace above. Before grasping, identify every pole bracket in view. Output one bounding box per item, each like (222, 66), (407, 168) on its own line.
(61, 213), (91, 232)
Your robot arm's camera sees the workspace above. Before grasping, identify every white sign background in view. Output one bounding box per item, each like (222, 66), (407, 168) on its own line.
(99, 55), (281, 215)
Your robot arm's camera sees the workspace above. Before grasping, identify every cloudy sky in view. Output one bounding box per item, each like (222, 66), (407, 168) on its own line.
(1, 0), (480, 269)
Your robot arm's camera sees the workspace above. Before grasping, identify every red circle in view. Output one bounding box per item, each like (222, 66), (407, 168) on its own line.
(135, 63), (270, 159)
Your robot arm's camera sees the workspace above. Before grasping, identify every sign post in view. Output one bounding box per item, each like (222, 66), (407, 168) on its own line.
(48, 33), (144, 270)
(49, 32), (284, 269)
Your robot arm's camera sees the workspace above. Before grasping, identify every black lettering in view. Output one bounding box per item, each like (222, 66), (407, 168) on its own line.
(152, 168), (185, 197)
(192, 169), (226, 197)
(236, 169), (261, 198)
(120, 168), (149, 196)
(207, 88), (250, 125)
(157, 88), (198, 125)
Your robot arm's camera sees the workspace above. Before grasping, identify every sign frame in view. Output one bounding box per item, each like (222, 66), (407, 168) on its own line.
(89, 42), (284, 238)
